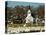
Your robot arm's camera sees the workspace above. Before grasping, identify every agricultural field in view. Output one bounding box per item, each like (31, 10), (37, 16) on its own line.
(7, 23), (45, 34)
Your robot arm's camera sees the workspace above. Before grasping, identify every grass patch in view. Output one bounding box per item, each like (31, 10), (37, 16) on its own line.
(7, 23), (44, 28)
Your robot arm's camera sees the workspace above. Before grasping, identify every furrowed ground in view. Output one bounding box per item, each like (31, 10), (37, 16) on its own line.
(7, 23), (45, 34)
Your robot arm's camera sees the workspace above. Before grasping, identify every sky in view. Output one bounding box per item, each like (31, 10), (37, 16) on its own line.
(7, 1), (44, 9)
